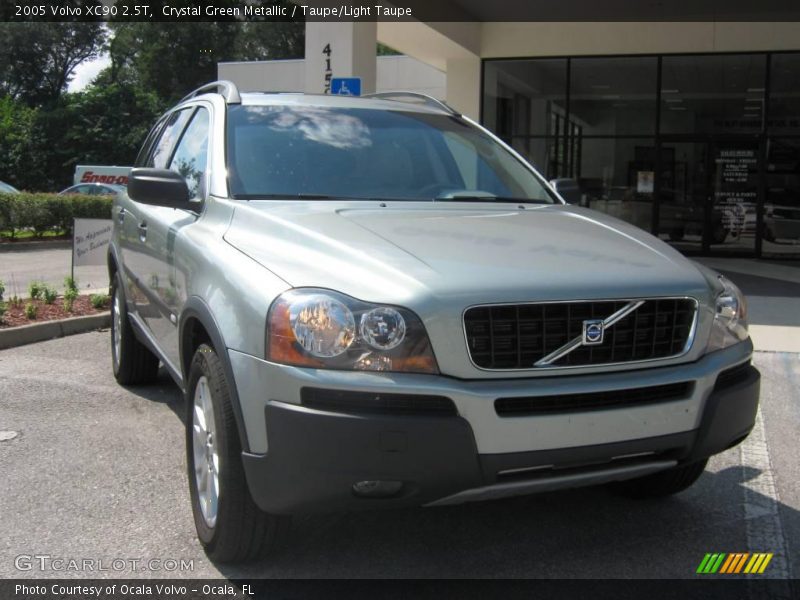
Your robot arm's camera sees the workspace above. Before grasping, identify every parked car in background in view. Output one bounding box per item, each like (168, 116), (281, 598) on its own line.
(764, 203), (800, 242)
(59, 183), (125, 196)
(0, 180), (20, 194)
(109, 82), (760, 563)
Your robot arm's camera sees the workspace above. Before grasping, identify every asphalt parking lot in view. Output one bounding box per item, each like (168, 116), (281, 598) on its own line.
(0, 331), (798, 583)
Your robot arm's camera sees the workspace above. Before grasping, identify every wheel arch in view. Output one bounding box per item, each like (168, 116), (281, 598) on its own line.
(180, 296), (251, 453)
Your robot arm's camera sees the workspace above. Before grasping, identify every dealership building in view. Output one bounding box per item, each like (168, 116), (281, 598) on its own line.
(221, 12), (800, 258)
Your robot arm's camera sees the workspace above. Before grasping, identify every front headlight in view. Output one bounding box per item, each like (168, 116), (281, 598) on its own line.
(706, 275), (749, 353)
(267, 289), (439, 374)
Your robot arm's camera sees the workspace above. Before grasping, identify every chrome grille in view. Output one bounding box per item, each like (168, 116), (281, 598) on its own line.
(464, 298), (696, 370)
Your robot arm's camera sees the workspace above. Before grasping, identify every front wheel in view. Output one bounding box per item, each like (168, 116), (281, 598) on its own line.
(110, 272), (159, 385)
(186, 344), (289, 563)
(612, 458), (708, 499)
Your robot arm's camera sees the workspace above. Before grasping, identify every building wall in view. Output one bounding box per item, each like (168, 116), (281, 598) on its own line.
(480, 22), (800, 58)
(218, 55), (446, 98)
(218, 59), (305, 93)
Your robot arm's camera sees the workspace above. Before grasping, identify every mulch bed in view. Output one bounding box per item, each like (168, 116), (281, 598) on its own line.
(0, 295), (109, 329)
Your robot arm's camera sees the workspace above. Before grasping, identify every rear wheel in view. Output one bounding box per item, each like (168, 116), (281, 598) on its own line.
(612, 458), (708, 499)
(187, 343), (289, 563)
(110, 272), (159, 385)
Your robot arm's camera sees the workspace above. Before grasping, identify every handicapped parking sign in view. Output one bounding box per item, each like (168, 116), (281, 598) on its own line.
(331, 77), (361, 96)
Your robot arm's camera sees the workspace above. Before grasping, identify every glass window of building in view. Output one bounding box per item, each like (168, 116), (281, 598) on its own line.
(765, 138), (800, 251)
(569, 57), (658, 136)
(660, 54), (767, 135)
(483, 59), (567, 137)
(768, 53), (800, 133)
(572, 138), (657, 230)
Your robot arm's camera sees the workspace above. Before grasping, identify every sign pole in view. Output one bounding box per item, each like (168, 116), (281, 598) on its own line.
(71, 217), (75, 284)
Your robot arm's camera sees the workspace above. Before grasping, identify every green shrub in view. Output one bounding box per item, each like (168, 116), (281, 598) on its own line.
(64, 275), (78, 294)
(9, 295), (22, 308)
(0, 192), (113, 238)
(0, 301), (6, 320)
(42, 285), (57, 304)
(28, 281), (43, 300)
(63, 287), (78, 312)
(0, 278), (5, 300)
(90, 293), (110, 309)
(24, 302), (37, 319)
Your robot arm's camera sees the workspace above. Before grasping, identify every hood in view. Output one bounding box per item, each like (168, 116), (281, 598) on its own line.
(223, 201), (711, 306)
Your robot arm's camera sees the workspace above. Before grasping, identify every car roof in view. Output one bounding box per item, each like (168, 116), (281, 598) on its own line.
(232, 92), (453, 116)
(176, 81), (458, 117)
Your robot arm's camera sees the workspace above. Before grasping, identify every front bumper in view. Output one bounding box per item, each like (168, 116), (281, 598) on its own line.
(232, 342), (760, 514)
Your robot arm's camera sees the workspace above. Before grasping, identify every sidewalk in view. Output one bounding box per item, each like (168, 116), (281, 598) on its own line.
(0, 244), (108, 297)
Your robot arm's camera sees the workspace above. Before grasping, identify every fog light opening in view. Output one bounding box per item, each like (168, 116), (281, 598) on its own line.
(352, 480), (404, 498)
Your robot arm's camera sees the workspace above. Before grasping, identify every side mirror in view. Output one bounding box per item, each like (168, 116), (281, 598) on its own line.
(128, 168), (191, 209)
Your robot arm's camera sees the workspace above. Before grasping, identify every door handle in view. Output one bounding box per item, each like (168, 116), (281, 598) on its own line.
(117, 207), (126, 225)
(138, 221), (148, 242)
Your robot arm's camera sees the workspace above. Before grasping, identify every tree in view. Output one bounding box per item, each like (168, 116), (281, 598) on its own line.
(0, 23), (107, 106)
(107, 20), (303, 102)
(0, 96), (38, 190)
(377, 43), (401, 56)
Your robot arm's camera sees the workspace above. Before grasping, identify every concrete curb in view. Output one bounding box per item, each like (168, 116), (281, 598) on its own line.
(0, 240), (71, 252)
(0, 312), (110, 350)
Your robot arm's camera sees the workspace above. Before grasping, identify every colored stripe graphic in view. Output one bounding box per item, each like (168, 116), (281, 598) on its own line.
(698, 553), (774, 574)
(697, 553), (727, 574)
(733, 553), (750, 573)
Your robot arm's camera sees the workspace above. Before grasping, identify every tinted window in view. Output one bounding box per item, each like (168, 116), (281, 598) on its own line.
(168, 108), (210, 198)
(226, 105), (556, 202)
(483, 59), (567, 136)
(660, 54), (766, 135)
(148, 109), (193, 169)
(768, 53), (800, 133)
(570, 56), (657, 135)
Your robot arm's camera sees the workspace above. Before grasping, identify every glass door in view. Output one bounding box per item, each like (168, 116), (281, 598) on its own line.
(656, 141), (709, 253)
(709, 140), (760, 255)
(657, 139), (760, 255)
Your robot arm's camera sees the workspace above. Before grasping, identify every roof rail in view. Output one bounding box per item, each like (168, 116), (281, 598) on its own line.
(361, 91), (460, 116)
(179, 80), (241, 105)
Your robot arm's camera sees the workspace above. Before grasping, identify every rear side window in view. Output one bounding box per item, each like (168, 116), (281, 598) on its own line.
(147, 109), (193, 169)
(168, 108), (210, 199)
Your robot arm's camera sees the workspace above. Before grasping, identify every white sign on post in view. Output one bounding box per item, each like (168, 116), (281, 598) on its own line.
(73, 218), (113, 267)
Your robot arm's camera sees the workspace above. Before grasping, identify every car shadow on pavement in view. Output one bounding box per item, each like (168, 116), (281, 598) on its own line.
(125, 367), (186, 425)
(207, 461), (796, 580)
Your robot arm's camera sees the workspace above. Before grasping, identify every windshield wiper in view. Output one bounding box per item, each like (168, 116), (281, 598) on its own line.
(231, 193), (357, 200)
(433, 196), (551, 204)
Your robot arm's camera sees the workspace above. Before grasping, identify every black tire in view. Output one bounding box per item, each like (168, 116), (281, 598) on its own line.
(110, 272), (159, 385)
(186, 343), (290, 563)
(763, 224), (776, 243)
(612, 458), (708, 499)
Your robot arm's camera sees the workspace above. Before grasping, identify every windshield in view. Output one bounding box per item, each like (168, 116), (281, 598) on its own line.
(226, 105), (557, 203)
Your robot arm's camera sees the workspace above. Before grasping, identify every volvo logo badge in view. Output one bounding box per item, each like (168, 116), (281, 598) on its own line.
(582, 319), (605, 345)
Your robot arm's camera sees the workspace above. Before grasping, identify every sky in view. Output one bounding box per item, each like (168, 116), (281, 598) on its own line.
(67, 52), (111, 92)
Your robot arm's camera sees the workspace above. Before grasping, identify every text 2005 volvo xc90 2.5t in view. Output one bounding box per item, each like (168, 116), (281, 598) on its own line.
(108, 81), (759, 562)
